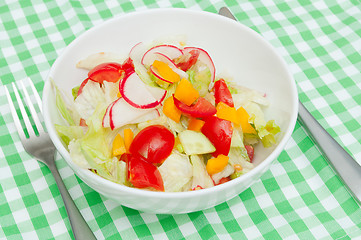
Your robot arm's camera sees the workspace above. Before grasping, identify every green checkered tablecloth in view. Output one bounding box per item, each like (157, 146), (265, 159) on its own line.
(1, 0), (361, 239)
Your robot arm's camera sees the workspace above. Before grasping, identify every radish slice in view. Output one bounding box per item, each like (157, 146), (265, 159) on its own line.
(183, 47), (215, 82)
(146, 85), (167, 104)
(119, 71), (164, 109)
(109, 98), (154, 130)
(141, 45), (183, 66)
(153, 52), (177, 67)
(134, 109), (160, 123)
(129, 42), (154, 86)
(129, 42), (146, 62)
(102, 101), (115, 128)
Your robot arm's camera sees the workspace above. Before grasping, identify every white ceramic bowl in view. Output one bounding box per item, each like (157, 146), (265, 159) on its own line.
(43, 8), (298, 214)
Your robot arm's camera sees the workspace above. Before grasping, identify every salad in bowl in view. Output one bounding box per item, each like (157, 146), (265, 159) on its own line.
(53, 40), (280, 192)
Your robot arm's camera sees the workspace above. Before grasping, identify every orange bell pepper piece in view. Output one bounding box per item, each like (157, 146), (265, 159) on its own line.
(236, 107), (257, 134)
(187, 118), (205, 132)
(206, 154), (229, 175)
(216, 102), (240, 124)
(112, 134), (126, 156)
(174, 78), (199, 106)
(152, 60), (180, 83)
(124, 128), (134, 153)
(163, 96), (182, 122)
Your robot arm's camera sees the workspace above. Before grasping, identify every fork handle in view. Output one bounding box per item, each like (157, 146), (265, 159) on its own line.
(298, 101), (361, 203)
(48, 164), (97, 240)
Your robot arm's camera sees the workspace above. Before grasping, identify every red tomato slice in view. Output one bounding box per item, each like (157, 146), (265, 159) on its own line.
(88, 62), (123, 83)
(214, 79), (234, 107)
(121, 153), (164, 191)
(173, 95), (216, 118)
(177, 49), (200, 71)
(121, 57), (135, 77)
(130, 125), (175, 164)
(245, 145), (254, 162)
(201, 116), (233, 157)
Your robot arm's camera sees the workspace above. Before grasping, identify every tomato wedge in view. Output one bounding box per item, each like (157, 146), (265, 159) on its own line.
(88, 62), (123, 83)
(129, 125), (174, 164)
(121, 57), (135, 77)
(176, 49), (200, 71)
(121, 153), (164, 191)
(201, 116), (233, 157)
(214, 79), (234, 107)
(173, 95), (216, 118)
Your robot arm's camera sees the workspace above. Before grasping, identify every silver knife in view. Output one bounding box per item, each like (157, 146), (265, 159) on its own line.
(219, 7), (361, 204)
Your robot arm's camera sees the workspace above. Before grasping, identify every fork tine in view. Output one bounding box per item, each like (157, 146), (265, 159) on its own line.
(27, 77), (43, 113)
(18, 80), (44, 133)
(12, 82), (37, 137)
(4, 85), (27, 140)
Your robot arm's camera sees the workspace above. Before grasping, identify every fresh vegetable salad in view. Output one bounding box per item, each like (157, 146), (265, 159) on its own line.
(54, 40), (280, 192)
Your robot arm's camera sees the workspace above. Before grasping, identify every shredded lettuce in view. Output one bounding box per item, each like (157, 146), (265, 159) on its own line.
(190, 155), (214, 189)
(55, 124), (85, 146)
(74, 81), (108, 120)
(158, 152), (192, 192)
(232, 85), (269, 108)
(187, 63), (211, 97)
(228, 148), (254, 171)
(68, 139), (90, 169)
(230, 128), (250, 162)
(256, 120), (281, 147)
(211, 164), (234, 184)
(53, 81), (79, 126)
(244, 102), (280, 147)
(76, 52), (124, 70)
(72, 86), (80, 100)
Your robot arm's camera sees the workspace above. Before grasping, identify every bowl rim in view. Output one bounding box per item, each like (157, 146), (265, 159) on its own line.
(42, 8), (299, 199)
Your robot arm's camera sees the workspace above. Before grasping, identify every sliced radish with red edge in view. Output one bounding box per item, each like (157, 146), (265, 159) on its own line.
(119, 71), (165, 109)
(141, 45), (183, 66)
(183, 47), (215, 82)
(102, 101), (115, 128)
(109, 98), (155, 130)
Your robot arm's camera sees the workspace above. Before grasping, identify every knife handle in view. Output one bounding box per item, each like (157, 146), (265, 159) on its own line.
(298, 101), (361, 203)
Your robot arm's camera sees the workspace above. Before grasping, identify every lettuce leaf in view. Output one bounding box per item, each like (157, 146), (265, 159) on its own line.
(158, 152), (192, 192)
(55, 124), (85, 146)
(190, 155), (214, 189)
(245, 102), (281, 148)
(53, 81), (78, 126)
(187, 63), (211, 97)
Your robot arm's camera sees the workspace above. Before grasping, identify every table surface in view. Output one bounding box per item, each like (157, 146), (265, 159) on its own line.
(1, 1), (361, 239)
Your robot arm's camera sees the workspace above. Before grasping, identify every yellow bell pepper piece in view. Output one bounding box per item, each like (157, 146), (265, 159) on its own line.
(163, 96), (182, 122)
(187, 118), (205, 132)
(236, 107), (257, 134)
(216, 102), (240, 124)
(152, 60), (180, 83)
(174, 78), (199, 106)
(206, 154), (229, 175)
(124, 128), (134, 153)
(112, 134), (126, 156)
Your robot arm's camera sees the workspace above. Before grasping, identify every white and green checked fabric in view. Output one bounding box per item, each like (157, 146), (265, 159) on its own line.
(1, 0), (361, 239)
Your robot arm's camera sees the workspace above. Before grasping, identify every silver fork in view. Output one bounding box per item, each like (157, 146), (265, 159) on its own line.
(4, 78), (96, 240)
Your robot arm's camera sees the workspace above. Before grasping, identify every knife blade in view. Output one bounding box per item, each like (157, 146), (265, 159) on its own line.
(218, 6), (361, 204)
